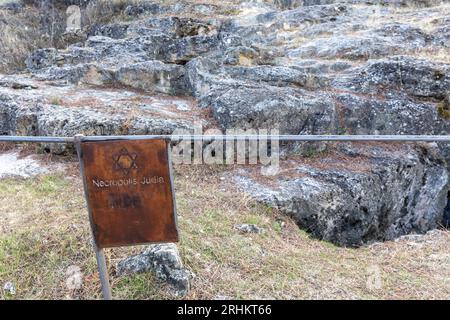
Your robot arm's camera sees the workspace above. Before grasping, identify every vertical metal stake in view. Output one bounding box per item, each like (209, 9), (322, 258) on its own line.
(74, 134), (112, 300)
(93, 244), (112, 300)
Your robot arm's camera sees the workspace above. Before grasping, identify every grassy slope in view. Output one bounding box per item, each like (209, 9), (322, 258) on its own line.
(0, 158), (449, 300)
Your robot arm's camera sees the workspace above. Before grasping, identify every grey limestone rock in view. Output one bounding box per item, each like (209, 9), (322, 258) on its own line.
(1, 0), (449, 247)
(236, 143), (449, 247)
(116, 243), (191, 296)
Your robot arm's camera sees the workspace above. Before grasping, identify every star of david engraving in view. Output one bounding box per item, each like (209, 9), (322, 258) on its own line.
(113, 148), (138, 175)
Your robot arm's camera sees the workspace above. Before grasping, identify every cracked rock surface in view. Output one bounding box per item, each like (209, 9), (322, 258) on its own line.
(1, 0), (449, 247)
(235, 142), (448, 247)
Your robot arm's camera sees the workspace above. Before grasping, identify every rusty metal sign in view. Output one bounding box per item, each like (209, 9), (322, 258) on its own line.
(77, 138), (178, 249)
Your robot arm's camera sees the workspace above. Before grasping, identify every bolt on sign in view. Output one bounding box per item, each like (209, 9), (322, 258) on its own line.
(77, 138), (178, 248)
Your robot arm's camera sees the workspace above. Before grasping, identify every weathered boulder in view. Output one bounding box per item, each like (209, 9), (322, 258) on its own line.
(259, 3), (349, 28)
(333, 93), (449, 135)
(33, 63), (115, 85)
(185, 55), (448, 139)
(0, 76), (199, 153)
(185, 55), (334, 96)
(26, 48), (60, 70)
(26, 37), (150, 71)
(3, 0), (450, 249)
(0, 1), (23, 12)
(123, 2), (169, 16)
(26, 30), (221, 82)
(332, 56), (450, 100)
(127, 16), (218, 38)
(220, 65), (330, 88)
(272, 0), (304, 10)
(432, 25), (450, 48)
(116, 61), (187, 95)
(221, 3), (350, 47)
(184, 56), (222, 97)
(236, 143), (449, 247)
(222, 46), (261, 66)
(116, 243), (191, 296)
(161, 34), (220, 64)
(74, 35), (152, 65)
(5, 102), (192, 154)
(235, 224), (265, 234)
(204, 86), (336, 135)
(287, 23), (430, 61)
(287, 35), (398, 60)
(372, 23), (430, 47)
(371, 0), (444, 7)
(60, 29), (88, 46)
(87, 23), (130, 39)
(2, 281), (16, 296)
(287, 22), (431, 60)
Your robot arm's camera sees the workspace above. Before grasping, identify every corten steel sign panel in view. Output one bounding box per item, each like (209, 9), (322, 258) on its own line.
(79, 139), (178, 248)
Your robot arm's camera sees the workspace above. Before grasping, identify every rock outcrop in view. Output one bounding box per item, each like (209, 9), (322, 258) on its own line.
(235, 143), (448, 247)
(0, 74), (200, 154)
(0, 0), (449, 246)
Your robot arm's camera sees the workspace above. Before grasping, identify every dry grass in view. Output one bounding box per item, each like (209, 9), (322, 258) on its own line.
(0, 0), (145, 73)
(0, 8), (44, 73)
(0, 153), (449, 300)
(0, 3), (66, 74)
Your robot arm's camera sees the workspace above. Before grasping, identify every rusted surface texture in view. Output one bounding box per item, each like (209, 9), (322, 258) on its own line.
(79, 139), (178, 248)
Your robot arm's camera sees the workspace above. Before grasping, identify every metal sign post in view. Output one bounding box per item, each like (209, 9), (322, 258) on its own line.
(74, 134), (179, 300)
(74, 135), (113, 300)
